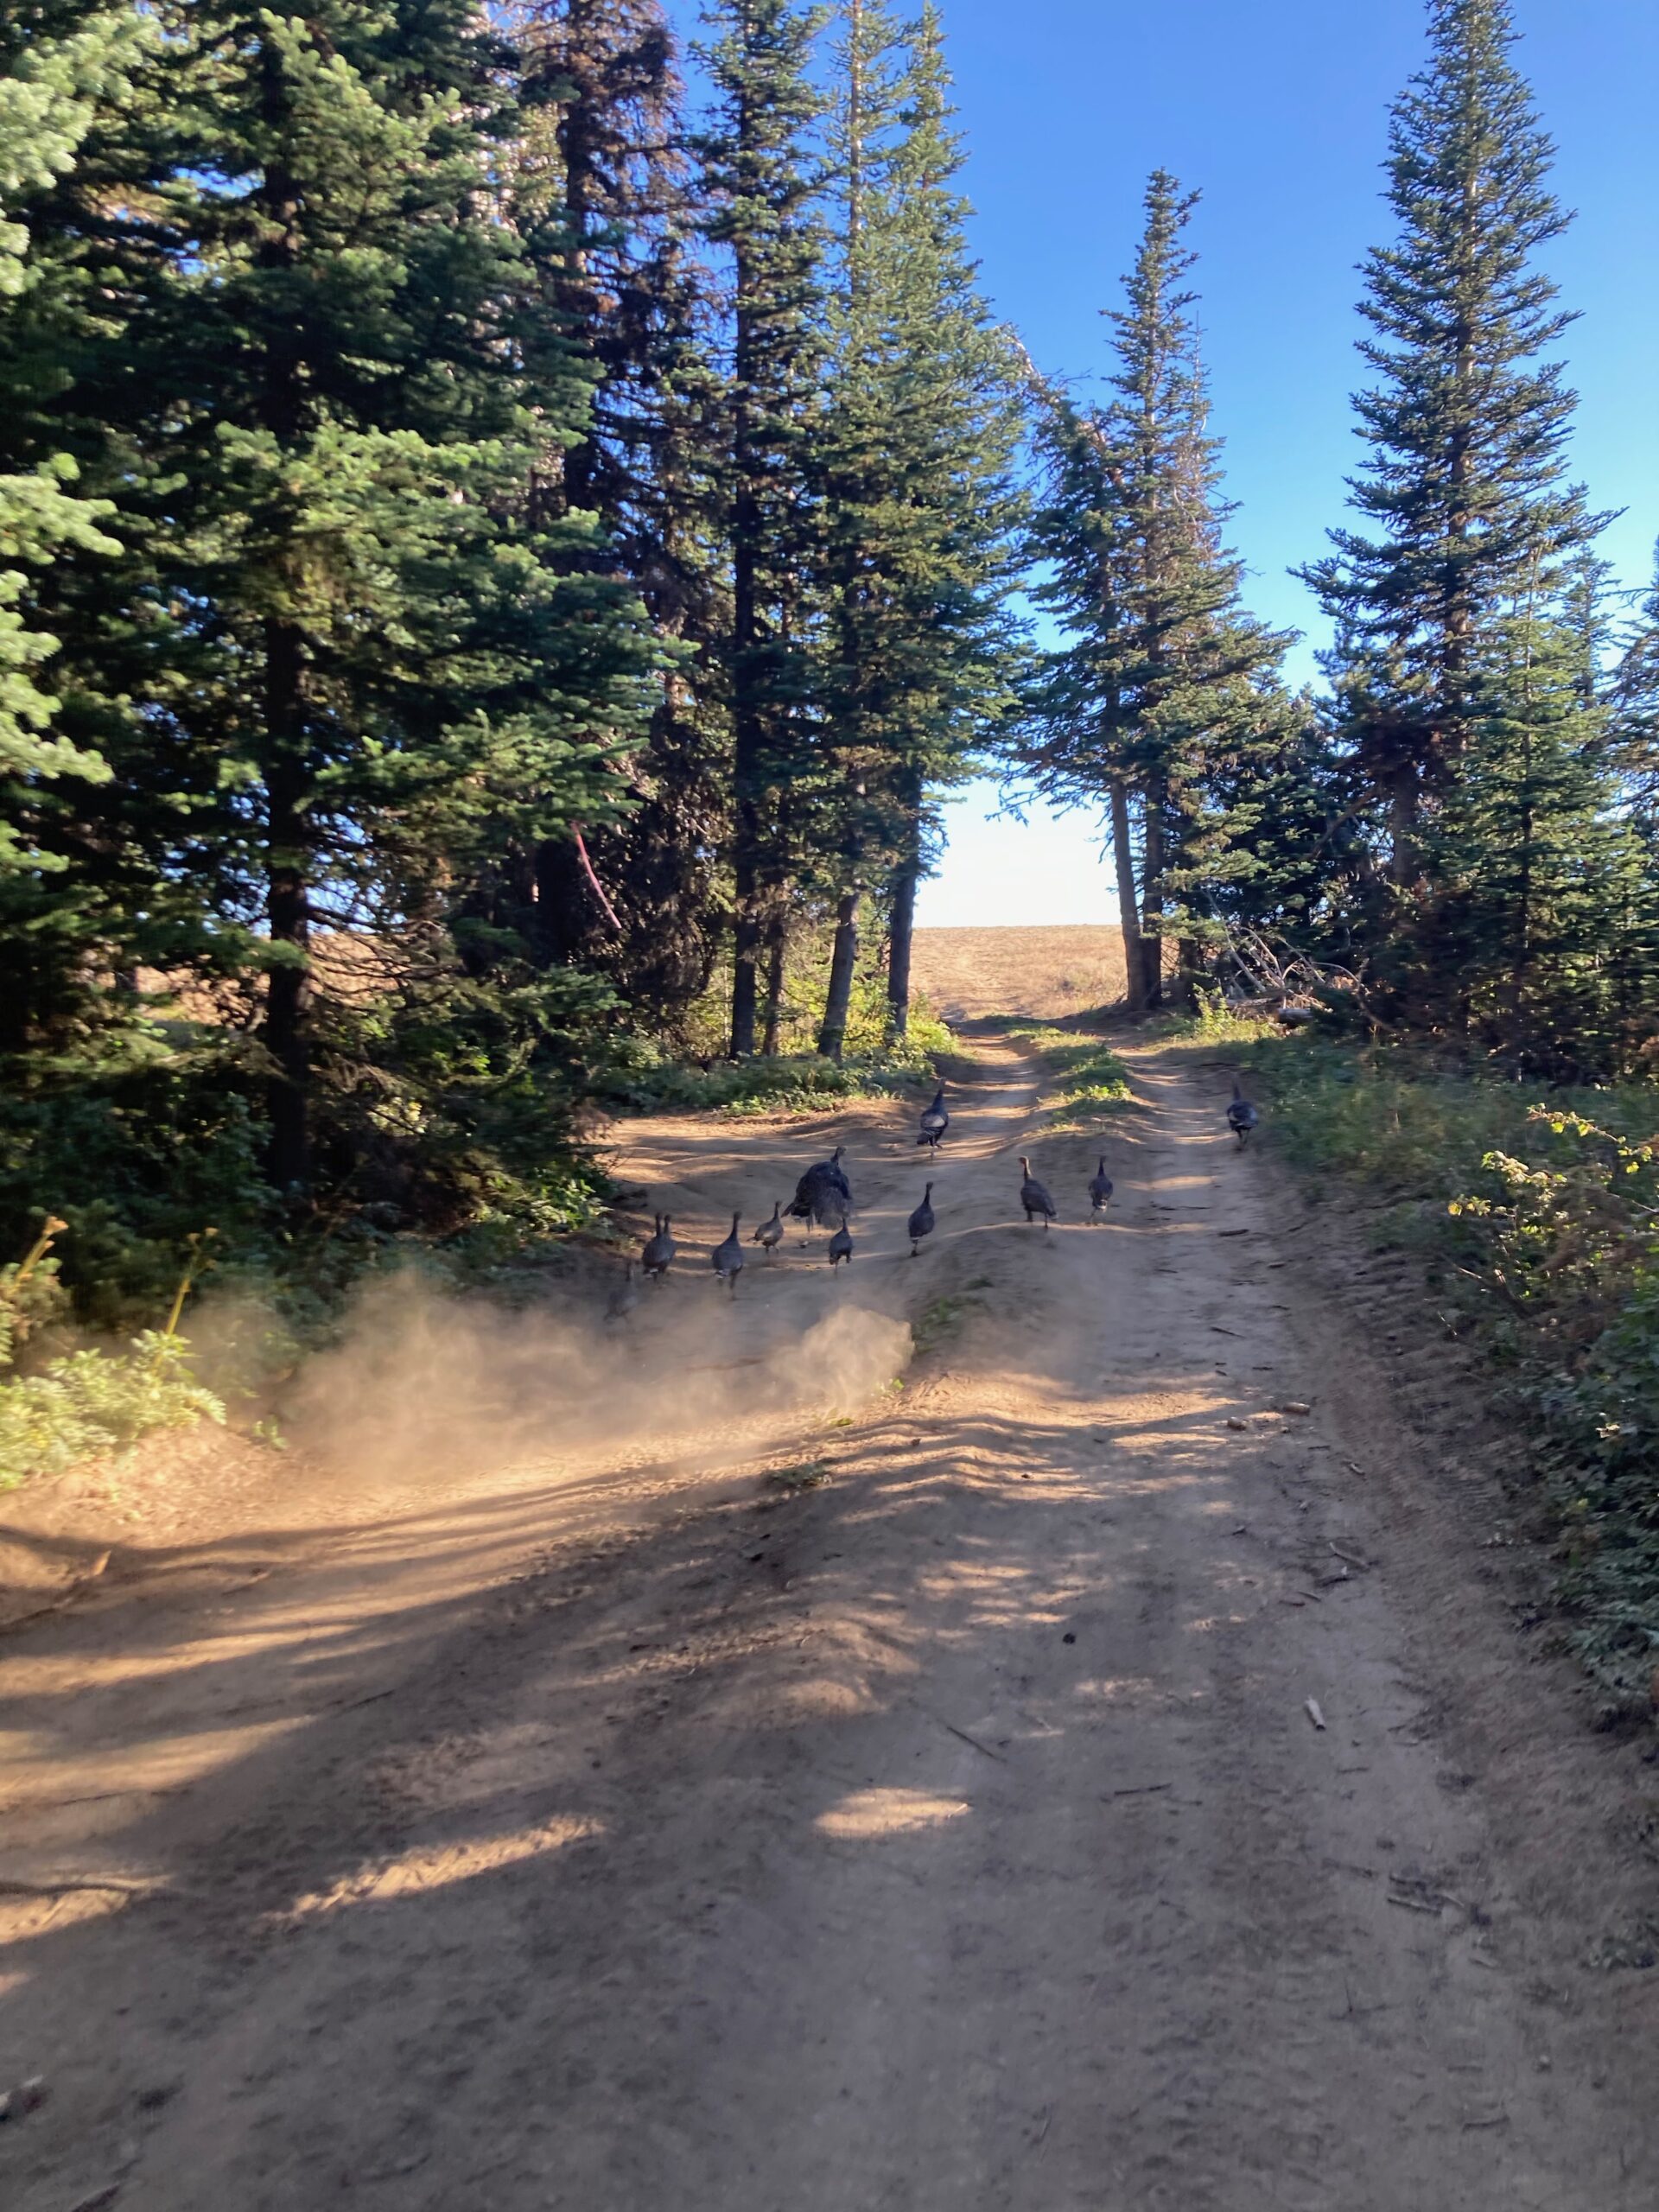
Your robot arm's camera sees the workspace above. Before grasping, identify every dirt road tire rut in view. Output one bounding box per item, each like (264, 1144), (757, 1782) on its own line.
(3, 1033), (1655, 2210)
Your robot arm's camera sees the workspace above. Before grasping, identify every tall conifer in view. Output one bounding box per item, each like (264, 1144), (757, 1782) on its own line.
(696, 0), (828, 1058)
(1300, 0), (1598, 905)
(1026, 173), (1292, 1008)
(814, 1), (1025, 1052)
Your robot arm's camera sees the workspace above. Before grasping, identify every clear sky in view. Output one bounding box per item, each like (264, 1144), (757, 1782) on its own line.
(669, 0), (1659, 927)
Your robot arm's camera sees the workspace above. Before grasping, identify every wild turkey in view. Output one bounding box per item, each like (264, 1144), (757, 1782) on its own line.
(827, 1215), (854, 1268)
(906, 1183), (936, 1256)
(752, 1201), (784, 1260)
(917, 1086), (949, 1152)
(786, 1145), (854, 1241)
(1227, 1080), (1260, 1147)
(1088, 1158), (1114, 1219)
(605, 1259), (639, 1323)
(641, 1214), (676, 1281)
(1019, 1155), (1057, 1230)
(712, 1212), (744, 1295)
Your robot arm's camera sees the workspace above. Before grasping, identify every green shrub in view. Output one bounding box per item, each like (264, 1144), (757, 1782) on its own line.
(0, 1332), (226, 1489)
(1213, 1028), (1659, 1710)
(0, 1217), (228, 1489)
(1008, 1024), (1134, 1125)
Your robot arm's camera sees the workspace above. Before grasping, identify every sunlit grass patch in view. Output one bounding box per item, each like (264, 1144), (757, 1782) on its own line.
(1007, 1024), (1135, 1126)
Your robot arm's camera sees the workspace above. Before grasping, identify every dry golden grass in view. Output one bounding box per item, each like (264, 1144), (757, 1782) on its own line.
(911, 926), (1128, 1021)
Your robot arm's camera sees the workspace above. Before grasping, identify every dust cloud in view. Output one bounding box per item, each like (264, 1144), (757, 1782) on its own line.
(276, 1271), (913, 1487)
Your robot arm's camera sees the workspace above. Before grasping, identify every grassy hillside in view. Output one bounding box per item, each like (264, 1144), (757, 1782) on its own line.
(911, 926), (1127, 1021)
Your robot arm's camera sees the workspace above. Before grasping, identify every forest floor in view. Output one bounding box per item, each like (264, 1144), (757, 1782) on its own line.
(3, 1026), (1657, 2211)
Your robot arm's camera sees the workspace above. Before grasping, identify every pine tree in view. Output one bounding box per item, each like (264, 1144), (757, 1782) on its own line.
(1300, 0), (1599, 909)
(1431, 592), (1642, 1071)
(1613, 543), (1659, 810)
(1024, 172), (1292, 1008)
(695, 0), (829, 1058)
(96, 3), (658, 1200)
(0, 2), (147, 1056)
(507, 3), (728, 1026)
(814, 2), (1025, 1048)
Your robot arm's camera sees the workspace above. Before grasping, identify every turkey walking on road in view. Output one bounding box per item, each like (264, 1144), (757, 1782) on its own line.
(787, 1146), (854, 1243)
(1019, 1156), (1057, 1229)
(712, 1213), (744, 1295)
(641, 1214), (676, 1281)
(917, 1087), (949, 1152)
(1227, 1080), (1259, 1147)
(906, 1184), (936, 1256)
(827, 1215), (854, 1268)
(753, 1202), (785, 1260)
(1088, 1158), (1114, 1219)
(605, 1260), (639, 1323)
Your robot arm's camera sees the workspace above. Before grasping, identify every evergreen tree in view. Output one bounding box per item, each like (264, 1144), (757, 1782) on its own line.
(1431, 593), (1643, 1071)
(695, 0), (829, 1058)
(0, 2), (147, 1053)
(95, 3), (657, 1201)
(1613, 542), (1659, 811)
(1025, 172), (1293, 1008)
(507, 2), (728, 1026)
(814, 2), (1026, 1051)
(1300, 0), (1599, 909)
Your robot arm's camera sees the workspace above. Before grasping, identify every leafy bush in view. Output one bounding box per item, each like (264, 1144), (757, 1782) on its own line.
(0, 1332), (226, 1489)
(1216, 1028), (1659, 1710)
(0, 1221), (226, 1489)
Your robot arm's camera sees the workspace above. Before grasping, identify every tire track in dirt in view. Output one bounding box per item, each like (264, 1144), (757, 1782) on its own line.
(1, 1029), (1655, 2210)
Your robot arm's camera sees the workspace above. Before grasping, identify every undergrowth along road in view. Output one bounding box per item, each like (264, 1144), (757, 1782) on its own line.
(0, 1025), (1655, 2212)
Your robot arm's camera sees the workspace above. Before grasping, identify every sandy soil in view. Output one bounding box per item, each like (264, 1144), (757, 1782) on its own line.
(3, 1030), (1656, 2212)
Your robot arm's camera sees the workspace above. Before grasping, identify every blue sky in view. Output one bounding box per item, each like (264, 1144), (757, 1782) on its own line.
(671, 1), (1659, 926)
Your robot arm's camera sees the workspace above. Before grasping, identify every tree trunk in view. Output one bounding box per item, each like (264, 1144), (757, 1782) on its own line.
(256, 35), (310, 1195)
(264, 623), (311, 1193)
(887, 862), (917, 1039)
(730, 861), (760, 1058)
(1140, 784), (1166, 1010)
(1109, 777), (1146, 1010)
(817, 892), (860, 1061)
(1387, 772), (1419, 889)
(761, 921), (786, 1056)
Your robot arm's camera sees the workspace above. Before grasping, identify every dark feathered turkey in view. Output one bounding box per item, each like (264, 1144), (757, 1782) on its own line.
(1227, 1080), (1259, 1146)
(786, 1146), (854, 1236)
(1089, 1157), (1114, 1217)
(906, 1183), (936, 1255)
(641, 1214), (676, 1281)
(712, 1212), (744, 1294)
(1019, 1155), (1057, 1229)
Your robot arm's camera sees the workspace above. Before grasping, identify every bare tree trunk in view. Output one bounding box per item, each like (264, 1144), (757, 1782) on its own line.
(730, 872), (760, 1058)
(257, 37), (310, 1195)
(1109, 777), (1146, 1010)
(264, 665), (312, 1195)
(761, 920), (786, 1056)
(817, 892), (860, 1061)
(1140, 785), (1166, 1010)
(887, 862), (917, 1039)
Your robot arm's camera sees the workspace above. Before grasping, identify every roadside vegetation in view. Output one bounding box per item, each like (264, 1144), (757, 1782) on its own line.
(5, 0), (1659, 1570)
(1, 1223), (225, 1489)
(1192, 1022), (1659, 1713)
(1009, 1026), (1135, 1127)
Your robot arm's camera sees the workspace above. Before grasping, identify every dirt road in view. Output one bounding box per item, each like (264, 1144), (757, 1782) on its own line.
(3, 1031), (1656, 2210)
